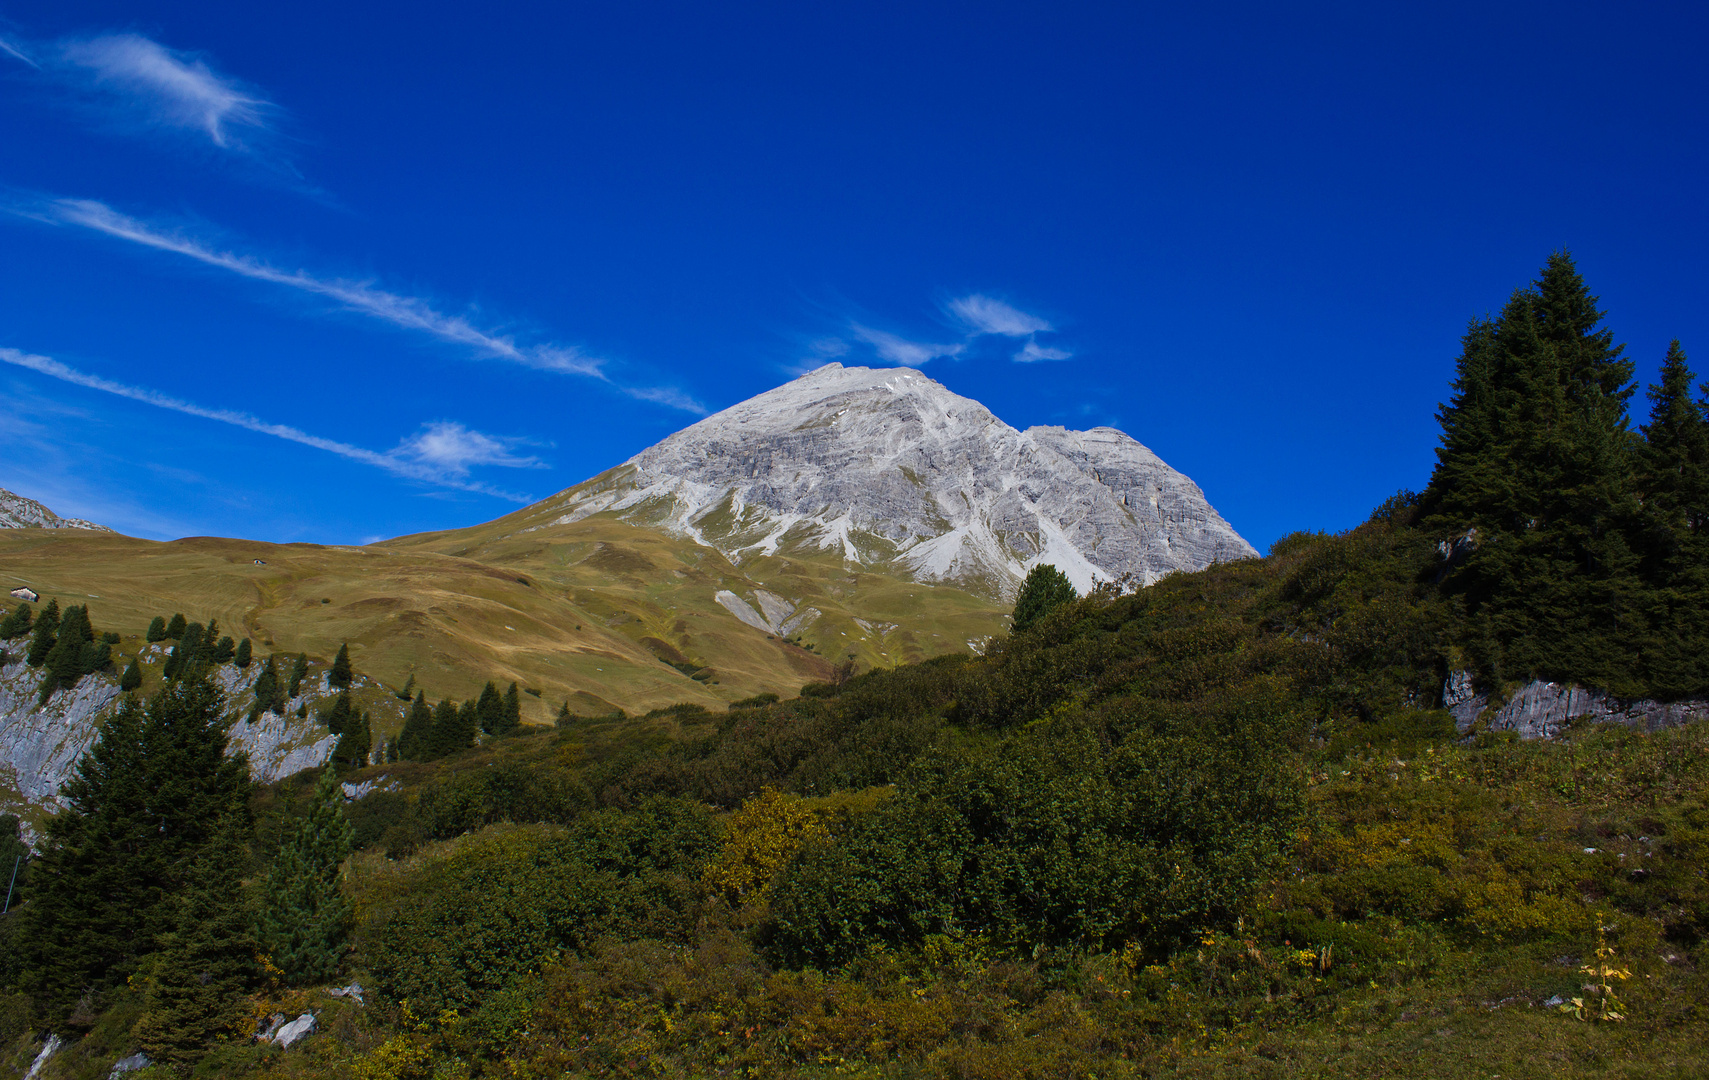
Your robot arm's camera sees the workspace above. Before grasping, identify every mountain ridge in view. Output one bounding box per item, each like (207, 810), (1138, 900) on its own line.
(508, 363), (1255, 597)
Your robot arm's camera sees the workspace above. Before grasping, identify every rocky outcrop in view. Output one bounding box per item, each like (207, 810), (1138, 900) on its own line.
(529, 364), (1255, 598)
(0, 651), (378, 819)
(1444, 670), (1709, 739)
(0, 487), (110, 531)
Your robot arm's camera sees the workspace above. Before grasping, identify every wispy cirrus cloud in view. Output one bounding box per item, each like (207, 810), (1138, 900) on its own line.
(17, 196), (706, 411)
(1, 346), (539, 502)
(57, 34), (273, 151)
(949, 294), (1052, 337)
(851, 324), (965, 367)
(1014, 339), (1072, 362)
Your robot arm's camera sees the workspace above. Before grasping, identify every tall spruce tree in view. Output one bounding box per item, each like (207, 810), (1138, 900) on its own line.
(38, 605), (97, 702)
(249, 654), (281, 721)
(119, 658), (142, 692)
(25, 597), (59, 667)
(145, 615), (167, 643)
(425, 699), (464, 759)
(334, 711), (372, 770)
(287, 653), (309, 698)
(328, 643), (353, 689)
(15, 679), (251, 1026)
(164, 612), (187, 639)
(256, 768), (354, 986)
(1422, 253), (1645, 692)
(132, 821), (256, 1070)
(397, 691), (433, 760)
(322, 689), (354, 736)
(476, 680), (504, 735)
(234, 637), (252, 669)
(501, 682), (522, 735)
(1635, 340), (1709, 696)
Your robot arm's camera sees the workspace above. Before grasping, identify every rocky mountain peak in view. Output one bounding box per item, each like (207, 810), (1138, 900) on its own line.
(0, 487), (110, 532)
(531, 364), (1255, 596)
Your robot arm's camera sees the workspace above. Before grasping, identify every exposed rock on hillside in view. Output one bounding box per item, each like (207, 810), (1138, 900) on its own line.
(1445, 671), (1709, 739)
(528, 364), (1255, 597)
(0, 487), (110, 531)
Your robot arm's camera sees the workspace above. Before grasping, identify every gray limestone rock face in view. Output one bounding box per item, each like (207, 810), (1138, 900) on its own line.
(529, 364), (1255, 598)
(1443, 670), (1709, 739)
(0, 486), (110, 531)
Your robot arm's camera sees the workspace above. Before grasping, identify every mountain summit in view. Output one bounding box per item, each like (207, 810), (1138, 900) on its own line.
(528, 364), (1254, 595)
(0, 487), (109, 532)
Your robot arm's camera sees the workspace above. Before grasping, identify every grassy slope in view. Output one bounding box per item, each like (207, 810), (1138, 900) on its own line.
(0, 510), (1009, 721)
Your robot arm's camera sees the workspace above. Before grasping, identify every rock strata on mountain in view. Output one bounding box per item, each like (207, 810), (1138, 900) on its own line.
(531, 364), (1255, 596)
(0, 487), (110, 531)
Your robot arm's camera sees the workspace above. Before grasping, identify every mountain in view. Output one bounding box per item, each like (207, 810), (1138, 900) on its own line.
(0, 487), (109, 531)
(509, 364), (1255, 597)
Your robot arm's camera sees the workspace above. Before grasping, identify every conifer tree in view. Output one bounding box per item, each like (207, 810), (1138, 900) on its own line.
(132, 821), (256, 1070)
(556, 700), (573, 727)
(249, 654), (281, 721)
(397, 673), (415, 701)
(397, 691), (433, 761)
(235, 637), (252, 669)
(120, 658), (143, 692)
(25, 598), (59, 667)
(288, 653), (309, 698)
(255, 768), (353, 986)
(0, 602), (32, 640)
(454, 699), (480, 750)
(334, 710), (371, 770)
(501, 682), (522, 735)
(322, 690), (354, 736)
(210, 635), (236, 664)
(328, 643), (353, 688)
(1635, 340), (1709, 696)
(164, 613), (187, 639)
(16, 679), (251, 1025)
(425, 699), (463, 758)
(1012, 564), (1077, 633)
(476, 680), (504, 735)
(1422, 253), (1646, 690)
(39, 605), (95, 702)
(145, 615), (167, 643)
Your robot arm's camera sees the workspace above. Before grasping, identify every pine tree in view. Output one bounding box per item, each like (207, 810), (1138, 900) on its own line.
(120, 658), (143, 692)
(556, 700), (573, 727)
(397, 672), (415, 701)
(255, 768), (353, 986)
(397, 691), (433, 761)
(328, 643), (353, 688)
(39, 605), (94, 702)
(164, 621), (207, 681)
(211, 635), (236, 664)
(1012, 564), (1077, 633)
(1422, 253), (1646, 691)
(425, 699), (462, 758)
(164, 613), (187, 639)
(235, 637), (252, 669)
(322, 690), (354, 735)
(1635, 340), (1709, 696)
(476, 680), (504, 735)
(25, 598), (59, 667)
(501, 682), (522, 735)
(16, 679), (251, 1025)
(288, 653), (309, 698)
(132, 820), (256, 1070)
(145, 615), (167, 643)
(0, 602), (32, 640)
(334, 711), (371, 770)
(249, 655), (280, 721)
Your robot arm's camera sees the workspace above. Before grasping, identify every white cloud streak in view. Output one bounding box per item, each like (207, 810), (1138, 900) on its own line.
(851, 324), (964, 367)
(41, 197), (606, 377)
(57, 34), (270, 149)
(0, 346), (537, 502)
(1014, 339), (1073, 363)
(949, 294), (1052, 337)
(22, 197), (707, 412)
(0, 35), (39, 67)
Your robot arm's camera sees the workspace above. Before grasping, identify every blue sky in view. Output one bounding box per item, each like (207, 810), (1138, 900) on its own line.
(2, 2), (1706, 551)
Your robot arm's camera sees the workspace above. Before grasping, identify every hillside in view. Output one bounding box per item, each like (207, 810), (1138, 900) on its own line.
(0, 488), (107, 532)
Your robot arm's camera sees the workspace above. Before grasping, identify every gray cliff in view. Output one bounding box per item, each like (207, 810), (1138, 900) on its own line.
(0, 487), (110, 531)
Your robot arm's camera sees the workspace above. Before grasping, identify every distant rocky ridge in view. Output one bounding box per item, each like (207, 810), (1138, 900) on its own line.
(0, 487), (110, 532)
(528, 364), (1256, 597)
